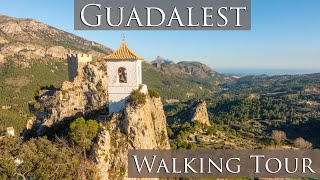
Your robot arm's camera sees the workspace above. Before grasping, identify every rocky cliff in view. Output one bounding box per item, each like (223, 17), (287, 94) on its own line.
(94, 95), (170, 179)
(29, 61), (109, 135)
(190, 100), (210, 126)
(166, 99), (211, 127)
(28, 59), (170, 179)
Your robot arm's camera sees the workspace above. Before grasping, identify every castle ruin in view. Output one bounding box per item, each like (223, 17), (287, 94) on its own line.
(67, 54), (92, 82)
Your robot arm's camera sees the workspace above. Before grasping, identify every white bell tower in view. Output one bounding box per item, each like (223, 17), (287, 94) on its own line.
(104, 39), (145, 113)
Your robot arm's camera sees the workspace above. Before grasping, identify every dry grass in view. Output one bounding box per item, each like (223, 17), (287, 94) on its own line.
(5, 76), (30, 89)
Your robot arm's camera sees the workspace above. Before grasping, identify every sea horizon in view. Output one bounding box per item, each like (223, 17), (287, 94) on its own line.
(215, 68), (320, 76)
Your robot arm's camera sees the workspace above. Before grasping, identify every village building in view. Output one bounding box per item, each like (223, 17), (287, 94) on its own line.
(6, 127), (14, 136)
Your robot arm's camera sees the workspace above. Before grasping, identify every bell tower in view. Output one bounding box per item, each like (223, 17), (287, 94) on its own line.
(104, 39), (144, 113)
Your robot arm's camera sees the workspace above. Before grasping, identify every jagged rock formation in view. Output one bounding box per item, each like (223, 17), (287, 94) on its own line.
(94, 96), (170, 179)
(30, 61), (109, 135)
(166, 99), (211, 127)
(151, 56), (175, 68)
(190, 100), (210, 126)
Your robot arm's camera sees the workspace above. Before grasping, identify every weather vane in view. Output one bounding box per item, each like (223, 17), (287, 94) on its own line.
(121, 34), (126, 42)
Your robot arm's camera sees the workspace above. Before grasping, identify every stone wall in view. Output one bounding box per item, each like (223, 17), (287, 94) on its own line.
(67, 54), (92, 82)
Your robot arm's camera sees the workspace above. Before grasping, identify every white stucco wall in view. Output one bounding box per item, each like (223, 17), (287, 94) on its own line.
(106, 60), (143, 113)
(108, 93), (130, 113)
(7, 130), (14, 136)
(137, 61), (142, 85)
(107, 60), (139, 88)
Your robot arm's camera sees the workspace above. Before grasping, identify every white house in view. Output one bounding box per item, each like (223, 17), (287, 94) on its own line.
(6, 127), (14, 136)
(104, 39), (146, 113)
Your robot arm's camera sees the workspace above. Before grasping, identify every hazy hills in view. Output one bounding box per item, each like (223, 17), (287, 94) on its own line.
(151, 56), (219, 78)
(221, 73), (320, 95)
(143, 60), (232, 101)
(144, 55), (233, 101)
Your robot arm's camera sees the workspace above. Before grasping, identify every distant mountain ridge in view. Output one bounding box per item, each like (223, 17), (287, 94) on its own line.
(151, 56), (175, 67)
(0, 14), (112, 66)
(150, 57), (222, 79)
(143, 60), (232, 101)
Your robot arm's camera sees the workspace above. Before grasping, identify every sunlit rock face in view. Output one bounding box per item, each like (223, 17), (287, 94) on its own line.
(94, 95), (170, 180)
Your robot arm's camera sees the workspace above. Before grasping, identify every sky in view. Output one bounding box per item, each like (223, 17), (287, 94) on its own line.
(0, 0), (319, 71)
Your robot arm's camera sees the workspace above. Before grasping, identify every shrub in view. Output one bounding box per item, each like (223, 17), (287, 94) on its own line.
(170, 142), (177, 150)
(259, 137), (278, 146)
(271, 130), (286, 143)
(186, 142), (197, 149)
(148, 89), (160, 98)
(160, 130), (167, 145)
(167, 126), (174, 139)
(207, 125), (217, 135)
(294, 137), (312, 149)
(69, 117), (100, 160)
(129, 90), (146, 106)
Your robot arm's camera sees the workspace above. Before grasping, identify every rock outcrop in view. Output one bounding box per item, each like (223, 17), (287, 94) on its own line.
(30, 61), (109, 135)
(151, 56), (175, 68)
(28, 58), (170, 179)
(94, 96), (170, 180)
(190, 100), (210, 126)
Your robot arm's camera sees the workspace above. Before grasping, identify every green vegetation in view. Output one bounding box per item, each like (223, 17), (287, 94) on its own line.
(165, 73), (320, 149)
(0, 136), (98, 179)
(0, 117), (101, 179)
(168, 120), (219, 150)
(148, 89), (160, 98)
(221, 73), (320, 95)
(166, 75), (320, 149)
(129, 90), (147, 106)
(69, 117), (100, 160)
(0, 58), (68, 135)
